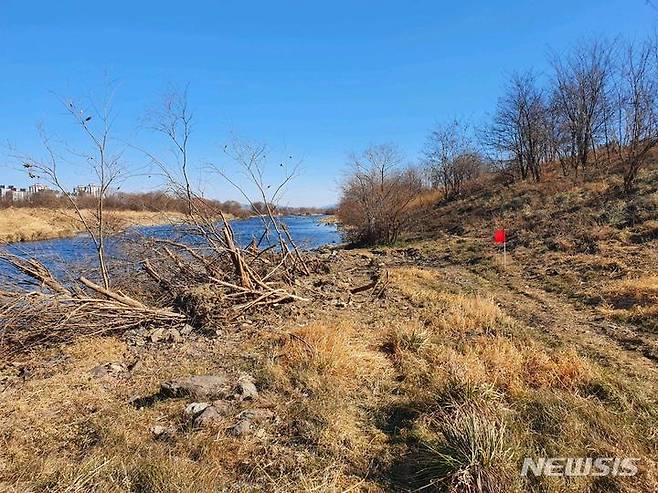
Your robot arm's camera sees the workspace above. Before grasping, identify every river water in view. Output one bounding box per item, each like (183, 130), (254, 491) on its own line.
(0, 215), (341, 281)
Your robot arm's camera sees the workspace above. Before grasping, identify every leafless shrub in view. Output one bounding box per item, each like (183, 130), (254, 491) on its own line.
(337, 144), (423, 245)
(550, 40), (614, 176)
(17, 86), (124, 289)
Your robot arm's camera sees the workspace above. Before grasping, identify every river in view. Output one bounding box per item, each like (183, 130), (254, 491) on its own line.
(0, 215), (342, 281)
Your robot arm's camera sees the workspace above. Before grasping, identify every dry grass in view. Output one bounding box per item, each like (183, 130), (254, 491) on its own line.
(600, 276), (658, 331)
(390, 267), (507, 336)
(383, 265), (658, 492)
(0, 336), (277, 492)
(1, 251), (658, 491)
(279, 321), (391, 389)
(0, 208), (185, 243)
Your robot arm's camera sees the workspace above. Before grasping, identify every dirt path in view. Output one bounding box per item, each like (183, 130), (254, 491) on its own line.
(423, 258), (658, 379)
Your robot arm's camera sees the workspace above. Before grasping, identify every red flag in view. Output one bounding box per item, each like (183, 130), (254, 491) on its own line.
(493, 229), (506, 244)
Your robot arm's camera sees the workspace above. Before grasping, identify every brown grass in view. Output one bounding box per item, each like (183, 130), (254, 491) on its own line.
(1, 251), (658, 491)
(0, 208), (185, 243)
(384, 265), (658, 492)
(600, 276), (658, 330)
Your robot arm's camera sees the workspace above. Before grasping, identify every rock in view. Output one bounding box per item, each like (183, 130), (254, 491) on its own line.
(150, 327), (183, 344)
(226, 408), (274, 438)
(161, 375), (228, 400)
(227, 418), (251, 437)
(89, 362), (127, 378)
(150, 328), (165, 343)
(184, 402), (211, 416)
(180, 324), (194, 336)
(166, 328), (183, 343)
(194, 406), (223, 428)
(151, 425), (176, 440)
(235, 374), (258, 401)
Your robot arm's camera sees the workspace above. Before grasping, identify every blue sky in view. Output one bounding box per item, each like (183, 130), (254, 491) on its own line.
(1, 1), (657, 206)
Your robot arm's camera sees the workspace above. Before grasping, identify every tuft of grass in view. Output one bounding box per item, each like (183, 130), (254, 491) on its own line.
(386, 324), (430, 354)
(416, 413), (514, 493)
(436, 378), (502, 417)
(279, 321), (392, 391)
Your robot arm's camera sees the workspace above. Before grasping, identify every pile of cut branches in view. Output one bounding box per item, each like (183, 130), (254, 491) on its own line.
(139, 212), (312, 325)
(0, 252), (185, 355)
(0, 214), (317, 354)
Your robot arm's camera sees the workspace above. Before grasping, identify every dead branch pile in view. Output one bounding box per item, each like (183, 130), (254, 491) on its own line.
(0, 252), (185, 355)
(0, 212), (319, 354)
(139, 213), (313, 325)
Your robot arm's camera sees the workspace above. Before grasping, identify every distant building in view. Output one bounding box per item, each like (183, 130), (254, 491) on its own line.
(28, 184), (49, 195)
(12, 188), (28, 201)
(0, 185), (19, 201)
(73, 184), (102, 197)
(1, 181), (100, 201)
(1, 183), (56, 201)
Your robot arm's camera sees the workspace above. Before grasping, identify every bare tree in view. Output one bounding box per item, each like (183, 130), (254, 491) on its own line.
(550, 40), (614, 175)
(484, 71), (548, 181)
(20, 90), (122, 288)
(212, 137), (313, 276)
(422, 120), (481, 197)
(144, 87), (194, 214)
(338, 144), (422, 244)
(613, 40), (658, 191)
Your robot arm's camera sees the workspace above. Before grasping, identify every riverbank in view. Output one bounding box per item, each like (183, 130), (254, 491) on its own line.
(1, 239), (657, 491)
(0, 208), (187, 243)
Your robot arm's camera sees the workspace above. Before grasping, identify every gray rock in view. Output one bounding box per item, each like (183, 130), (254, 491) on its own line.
(166, 328), (183, 343)
(235, 374), (258, 401)
(180, 324), (194, 335)
(161, 375), (228, 400)
(227, 418), (251, 437)
(184, 402), (211, 416)
(150, 328), (165, 343)
(89, 362), (127, 378)
(151, 425), (176, 440)
(225, 408), (274, 437)
(194, 406), (223, 428)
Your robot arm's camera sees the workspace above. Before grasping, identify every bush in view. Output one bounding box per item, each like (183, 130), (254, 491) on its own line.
(416, 413), (513, 492)
(337, 144), (424, 245)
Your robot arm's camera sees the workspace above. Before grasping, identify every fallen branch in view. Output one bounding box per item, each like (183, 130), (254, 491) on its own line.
(80, 276), (147, 309)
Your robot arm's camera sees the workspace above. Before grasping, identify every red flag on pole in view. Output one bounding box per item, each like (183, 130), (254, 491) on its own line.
(493, 229), (506, 244)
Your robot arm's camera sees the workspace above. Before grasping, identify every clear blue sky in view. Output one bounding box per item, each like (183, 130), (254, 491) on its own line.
(1, 0), (657, 206)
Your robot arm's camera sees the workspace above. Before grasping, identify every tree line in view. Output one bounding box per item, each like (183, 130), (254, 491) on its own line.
(338, 36), (658, 245)
(0, 188), (332, 217)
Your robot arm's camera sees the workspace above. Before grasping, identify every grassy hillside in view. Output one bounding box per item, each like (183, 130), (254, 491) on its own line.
(411, 159), (658, 336)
